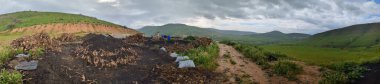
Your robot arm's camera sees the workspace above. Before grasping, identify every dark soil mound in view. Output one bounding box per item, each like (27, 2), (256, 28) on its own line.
(75, 34), (138, 68)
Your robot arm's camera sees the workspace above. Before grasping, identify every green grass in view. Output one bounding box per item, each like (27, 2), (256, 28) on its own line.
(273, 61), (303, 80)
(181, 43), (219, 70)
(0, 69), (23, 84)
(0, 11), (121, 31)
(262, 45), (380, 65)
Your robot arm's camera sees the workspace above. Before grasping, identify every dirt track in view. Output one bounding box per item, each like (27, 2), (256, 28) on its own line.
(216, 44), (269, 84)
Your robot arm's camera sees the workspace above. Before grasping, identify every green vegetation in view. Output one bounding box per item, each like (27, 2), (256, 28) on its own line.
(0, 11), (121, 31)
(273, 61), (303, 80)
(28, 47), (45, 60)
(0, 46), (22, 66)
(319, 71), (348, 84)
(181, 43), (219, 70)
(0, 69), (23, 84)
(319, 62), (367, 83)
(262, 45), (380, 65)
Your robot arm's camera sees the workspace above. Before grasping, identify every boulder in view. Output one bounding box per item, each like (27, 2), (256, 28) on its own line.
(15, 60), (38, 70)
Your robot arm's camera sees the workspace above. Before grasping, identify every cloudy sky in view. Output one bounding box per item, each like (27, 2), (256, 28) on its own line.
(1, 0), (380, 34)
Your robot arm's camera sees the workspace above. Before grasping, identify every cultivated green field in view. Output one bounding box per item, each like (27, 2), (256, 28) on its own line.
(262, 45), (380, 65)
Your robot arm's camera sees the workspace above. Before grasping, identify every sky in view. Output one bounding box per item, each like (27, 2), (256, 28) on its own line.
(1, 0), (380, 34)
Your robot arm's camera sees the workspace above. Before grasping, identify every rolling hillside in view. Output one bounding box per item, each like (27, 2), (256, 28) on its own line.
(307, 22), (380, 48)
(139, 23), (310, 44)
(0, 11), (138, 35)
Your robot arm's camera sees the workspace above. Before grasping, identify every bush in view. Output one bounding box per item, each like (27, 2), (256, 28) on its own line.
(220, 40), (236, 46)
(184, 36), (196, 42)
(319, 71), (348, 84)
(273, 61), (303, 80)
(181, 43), (219, 70)
(0, 47), (23, 66)
(28, 47), (45, 59)
(327, 62), (366, 80)
(0, 69), (23, 84)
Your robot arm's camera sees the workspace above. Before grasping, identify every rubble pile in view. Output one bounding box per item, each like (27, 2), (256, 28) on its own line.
(74, 34), (138, 68)
(165, 43), (194, 53)
(56, 33), (77, 42)
(11, 32), (60, 52)
(123, 33), (146, 43)
(193, 37), (213, 47)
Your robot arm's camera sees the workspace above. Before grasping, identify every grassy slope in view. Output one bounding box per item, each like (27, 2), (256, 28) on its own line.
(262, 23), (380, 66)
(0, 11), (121, 31)
(262, 45), (380, 65)
(307, 23), (380, 48)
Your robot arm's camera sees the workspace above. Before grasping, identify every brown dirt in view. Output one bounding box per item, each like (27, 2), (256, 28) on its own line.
(11, 32), (61, 52)
(216, 44), (269, 84)
(5, 23), (139, 35)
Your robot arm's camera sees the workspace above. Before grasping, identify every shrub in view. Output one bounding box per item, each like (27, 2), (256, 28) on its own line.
(0, 69), (23, 84)
(28, 47), (45, 59)
(220, 40), (236, 46)
(273, 61), (303, 80)
(327, 62), (366, 80)
(184, 36), (196, 42)
(319, 71), (348, 84)
(0, 47), (23, 66)
(181, 43), (219, 70)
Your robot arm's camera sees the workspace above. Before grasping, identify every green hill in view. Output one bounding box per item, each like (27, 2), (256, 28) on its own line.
(138, 23), (310, 44)
(307, 22), (380, 48)
(0, 11), (122, 31)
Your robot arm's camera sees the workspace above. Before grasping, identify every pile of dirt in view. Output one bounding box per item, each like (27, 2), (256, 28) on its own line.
(193, 37), (213, 47)
(74, 34), (138, 68)
(11, 32), (60, 52)
(56, 33), (77, 42)
(149, 64), (223, 83)
(165, 42), (194, 53)
(123, 33), (146, 43)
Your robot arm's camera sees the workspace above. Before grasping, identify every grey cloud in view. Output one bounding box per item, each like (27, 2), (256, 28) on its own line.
(0, 0), (379, 34)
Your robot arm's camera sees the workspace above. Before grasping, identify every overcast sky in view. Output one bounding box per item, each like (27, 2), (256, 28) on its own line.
(1, 0), (380, 34)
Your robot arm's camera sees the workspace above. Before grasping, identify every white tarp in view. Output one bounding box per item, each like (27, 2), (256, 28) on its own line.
(15, 60), (38, 70)
(175, 56), (189, 62)
(170, 52), (178, 58)
(160, 47), (166, 52)
(15, 54), (30, 58)
(178, 60), (195, 68)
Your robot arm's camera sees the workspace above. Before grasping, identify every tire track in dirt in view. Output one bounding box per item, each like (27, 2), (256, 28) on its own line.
(216, 44), (269, 84)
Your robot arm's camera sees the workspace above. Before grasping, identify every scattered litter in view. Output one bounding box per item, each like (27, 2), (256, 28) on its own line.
(175, 56), (189, 62)
(178, 60), (195, 68)
(15, 54), (30, 58)
(160, 47), (167, 52)
(170, 52), (178, 58)
(15, 60), (38, 70)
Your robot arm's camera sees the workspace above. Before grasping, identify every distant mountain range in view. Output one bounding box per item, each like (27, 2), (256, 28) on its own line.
(138, 23), (310, 44)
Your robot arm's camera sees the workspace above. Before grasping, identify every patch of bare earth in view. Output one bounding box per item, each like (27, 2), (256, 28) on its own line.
(5, 23), (139, 35)
(216, 44), (269, 84)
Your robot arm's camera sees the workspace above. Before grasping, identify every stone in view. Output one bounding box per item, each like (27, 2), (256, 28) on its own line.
(178, 60), (195, 68)
(15, 60), (38, 70)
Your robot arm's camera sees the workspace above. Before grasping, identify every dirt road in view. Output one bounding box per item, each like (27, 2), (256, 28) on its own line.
(216, 44), (269, 84)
